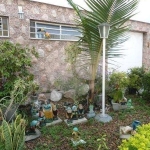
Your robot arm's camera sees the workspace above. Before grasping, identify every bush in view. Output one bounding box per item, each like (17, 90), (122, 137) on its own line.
(119, 123), (150, 150)
(142, 71), (150, 101)
(127, 67), (145, 94)
(0, 41), (38, 98)
(108, 72), (129, 102)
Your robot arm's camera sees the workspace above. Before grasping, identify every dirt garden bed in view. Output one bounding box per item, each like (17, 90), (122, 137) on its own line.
(25, 95), (150, 150)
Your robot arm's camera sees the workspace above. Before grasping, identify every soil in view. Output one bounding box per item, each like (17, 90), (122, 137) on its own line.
(25, 95), (150, 150)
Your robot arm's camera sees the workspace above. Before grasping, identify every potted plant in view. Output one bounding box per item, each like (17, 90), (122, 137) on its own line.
(127, 67), (145, 95)
(30, 81), (39, 101)
(108, 72), (129, 111)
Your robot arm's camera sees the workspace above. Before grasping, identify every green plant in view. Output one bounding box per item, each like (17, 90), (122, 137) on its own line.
(97, 135), (108, 150)
(127, 67), (145, 94)
(0, 115), (26, 150)
(67, 0), (139, 103)
(142, 71), (150, 101)
(0, 41), (38, 98)
(108, 72), (129, 103)
(119, 123), (150, 150)
(0, 77), (38, 122)
(30, 80), (39, 96)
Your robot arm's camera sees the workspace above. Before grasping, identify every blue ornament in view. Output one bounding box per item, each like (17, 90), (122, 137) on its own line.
(132, 120), (141, 130)
(44, 104), (51, 110)
(30, 120), (39, 127)
(73, 127), (78, 132)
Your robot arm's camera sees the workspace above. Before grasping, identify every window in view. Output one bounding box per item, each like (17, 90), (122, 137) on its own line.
(30, 21), (81, 41)
(0, 17), (9, 37)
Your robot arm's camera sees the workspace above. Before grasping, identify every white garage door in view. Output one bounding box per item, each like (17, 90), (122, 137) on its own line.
(108, 31), (143, 72)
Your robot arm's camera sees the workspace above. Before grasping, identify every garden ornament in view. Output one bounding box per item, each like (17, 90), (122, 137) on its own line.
(72, 105), (78, 120)
(127, 99), (134, 109)
(87, 104), (95, 118)
(31, 102), (40, 117)
(38, 93), (47, 104)
(71, 127), (86, 146)
(51, 101), (58, 120)
(25, 120), (40, 135)
(78, 103), (84, 118)
(43, 103), (53, 122)
(38, 107), (46, 127)
(66, 106), (73, 123)
(132, 120), (141, 130)
(121, 126), (133, 134)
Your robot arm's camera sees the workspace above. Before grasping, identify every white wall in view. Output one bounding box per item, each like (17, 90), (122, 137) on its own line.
(108, 31), (143, 72)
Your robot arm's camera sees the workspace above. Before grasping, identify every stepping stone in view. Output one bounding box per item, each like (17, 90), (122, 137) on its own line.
(119, 126), (131, 139)
(64, 117), (87, 126)
(46, 117), (62, 126)
(25, 129), (41, 142)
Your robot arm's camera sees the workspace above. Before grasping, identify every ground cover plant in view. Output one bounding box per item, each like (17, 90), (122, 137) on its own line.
(25, 95), (150, 150)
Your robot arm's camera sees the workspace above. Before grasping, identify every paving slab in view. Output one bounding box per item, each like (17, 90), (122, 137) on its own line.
(46, 117), (62, 126)
(25, 129), (41, 142)
(64, 117), (87, 126)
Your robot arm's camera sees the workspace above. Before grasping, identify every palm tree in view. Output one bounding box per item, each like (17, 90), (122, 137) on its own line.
(67, 0), (139, 103)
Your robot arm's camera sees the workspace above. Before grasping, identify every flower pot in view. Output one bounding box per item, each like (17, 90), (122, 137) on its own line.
(111, 100), (127, 111)
(111, 101), (121, 111)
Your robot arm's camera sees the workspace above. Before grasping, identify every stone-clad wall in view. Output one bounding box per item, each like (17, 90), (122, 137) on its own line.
(0, 0), (150, 92)
(0, 0), (77, 92)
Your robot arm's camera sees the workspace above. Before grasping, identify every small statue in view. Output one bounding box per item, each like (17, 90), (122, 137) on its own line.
(51, 102), (58, 120)
(26, 120), (40, 135)
(78, 103), (84, 119)
(31, 101), (40, 117)
(132, 120), (141, 130)
(71, 127), (86, 146)
(38, 107), (45, 126)
(72, 127), (81, 141)
(43, 103), (53, 123)
(38, 94), (47, 105)
(121, 126), (133, 134)
(66, 106), (73, 123)
(127, 99), (134, 109)
(72, 105), (78, 120)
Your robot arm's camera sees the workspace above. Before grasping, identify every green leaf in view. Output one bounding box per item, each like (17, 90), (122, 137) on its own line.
(2, 120), (13, 150)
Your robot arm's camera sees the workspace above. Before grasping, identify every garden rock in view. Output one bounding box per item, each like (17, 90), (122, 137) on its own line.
(50, 90), (62, 101)
(64, 89), (75, 99)
(38, 93), (47, 104)
(78, 84), (89, 96)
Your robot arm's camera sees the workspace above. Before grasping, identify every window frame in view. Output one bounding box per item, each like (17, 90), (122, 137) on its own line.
(0, 16), (9, 37)
(30, 20), (81, 41)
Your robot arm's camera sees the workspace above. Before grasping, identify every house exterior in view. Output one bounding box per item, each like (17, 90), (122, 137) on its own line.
(0, 0), (150, 92)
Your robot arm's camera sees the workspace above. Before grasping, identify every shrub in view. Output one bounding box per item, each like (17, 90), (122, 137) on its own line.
(119, 123), (150, 150)
(108, 72), (129, 103)
(0, 41), (38, 98)
(127, 67), (145, 94)
(142, 71), (150, 101)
